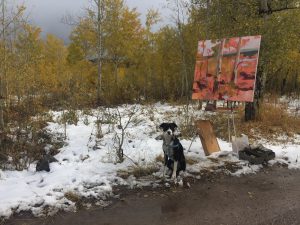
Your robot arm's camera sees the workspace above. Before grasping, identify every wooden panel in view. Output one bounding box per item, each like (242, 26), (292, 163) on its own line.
(196, 120), (221, 156)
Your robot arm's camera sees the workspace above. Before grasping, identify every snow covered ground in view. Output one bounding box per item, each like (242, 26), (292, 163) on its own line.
(0, 103), (299, 219)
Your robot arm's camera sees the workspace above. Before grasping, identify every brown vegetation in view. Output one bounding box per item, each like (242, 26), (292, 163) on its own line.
(205, 101), (300, 144)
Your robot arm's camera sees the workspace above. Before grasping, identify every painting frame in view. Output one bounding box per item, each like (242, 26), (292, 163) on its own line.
(192, 35), (262, 102)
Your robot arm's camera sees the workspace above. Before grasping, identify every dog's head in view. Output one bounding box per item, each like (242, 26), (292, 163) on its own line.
(159, 123), (178, 137)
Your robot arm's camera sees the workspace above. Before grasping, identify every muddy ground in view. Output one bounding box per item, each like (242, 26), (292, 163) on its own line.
(5, 167), (300, 225)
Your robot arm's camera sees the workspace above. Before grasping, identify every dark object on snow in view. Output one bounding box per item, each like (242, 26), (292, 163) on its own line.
(36, 155), (58, 172)
(0, 153), (8, 163)
(205, 103), (216, 112)
(36, 159), (50, 172)
(44, 155), (58, 163)
(238, 144), (275, 165)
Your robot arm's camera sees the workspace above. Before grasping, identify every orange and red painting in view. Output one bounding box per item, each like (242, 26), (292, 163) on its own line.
(192, 35), (261, 102)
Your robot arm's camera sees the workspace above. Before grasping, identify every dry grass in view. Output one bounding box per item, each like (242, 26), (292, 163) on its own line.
(185, 157), (199, 165)
(155, 154), (164, 163)
(156, 154), (199, 165)
(204, 102), (300, 144)
(239, 103), (300, 142)
(180, 123), (198, 139)
(131, 164), (160, 178)
(64, 191), (81, 204)
(118, 163), (160, 179)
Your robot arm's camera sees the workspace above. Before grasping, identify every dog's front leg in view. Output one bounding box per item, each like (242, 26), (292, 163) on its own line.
(171, 161), (178, 180)
(162, 165), (169, 179)
(162, 154), (168, 179)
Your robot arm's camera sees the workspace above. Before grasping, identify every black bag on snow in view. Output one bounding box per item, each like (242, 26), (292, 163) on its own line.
(238, 144), (275, 165)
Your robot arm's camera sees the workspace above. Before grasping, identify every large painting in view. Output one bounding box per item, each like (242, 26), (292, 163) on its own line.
(192, 35), (261, 102)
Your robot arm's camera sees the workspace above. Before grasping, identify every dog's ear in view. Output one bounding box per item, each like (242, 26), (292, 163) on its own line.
(170, 123), (178, 130)
(159, 123), (168, 130)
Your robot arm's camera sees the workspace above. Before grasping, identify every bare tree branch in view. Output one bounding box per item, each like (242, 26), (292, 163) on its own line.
(0, 5), (25, 37)
(259, 0), (300, 15)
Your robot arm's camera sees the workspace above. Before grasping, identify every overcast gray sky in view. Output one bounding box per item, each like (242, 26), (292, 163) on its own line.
(15, 0), (171, 44)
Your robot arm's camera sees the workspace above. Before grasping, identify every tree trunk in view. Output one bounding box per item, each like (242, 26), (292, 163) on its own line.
(177, 23), (189, 99)
(245, 69), (265, 121)
(0, 0), (6, 130)
(96, 0), (103, 105)
(114, 61), (118, 87)
(260, 0), (269, 13)
(0, 91), (4, 129)
(245, 1), (269, 121)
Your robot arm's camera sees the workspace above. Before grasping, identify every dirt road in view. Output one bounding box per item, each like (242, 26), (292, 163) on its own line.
(6, 167), (300, 225)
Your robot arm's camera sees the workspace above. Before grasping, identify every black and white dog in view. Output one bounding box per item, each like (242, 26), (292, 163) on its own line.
(156, 123), (186, 180)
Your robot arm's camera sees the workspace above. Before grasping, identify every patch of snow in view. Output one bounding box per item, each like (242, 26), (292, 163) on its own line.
(0, 103), (299, 219)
